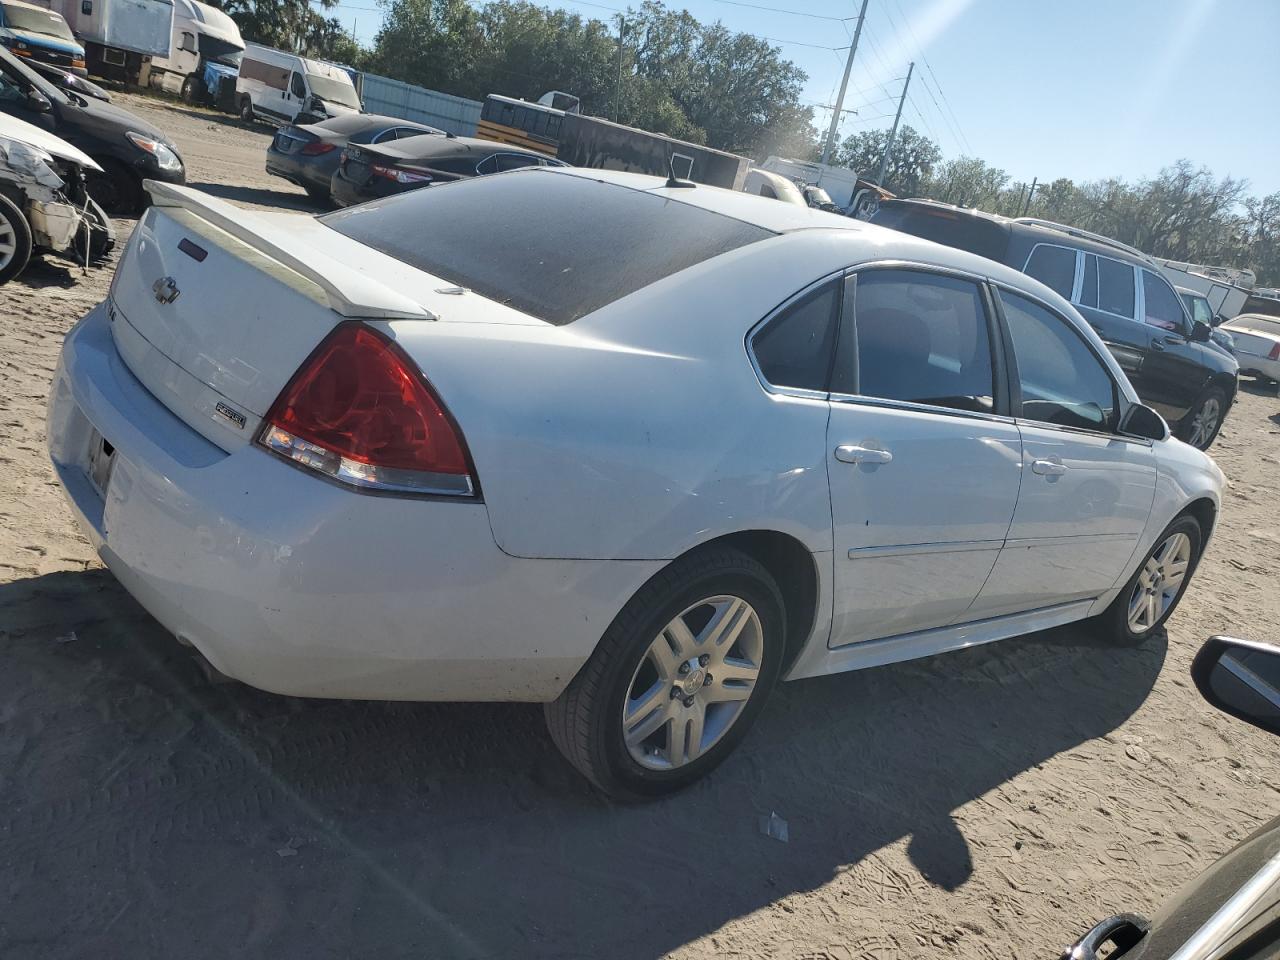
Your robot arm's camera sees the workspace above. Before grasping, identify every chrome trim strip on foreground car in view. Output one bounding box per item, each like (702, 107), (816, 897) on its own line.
(826, 598), (1096, 655)
(1167, 849), (1280, 960)
(847, 539), (1002, 560)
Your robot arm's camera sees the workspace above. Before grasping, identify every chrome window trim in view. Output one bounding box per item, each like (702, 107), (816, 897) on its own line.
(1026, 242), (1142, 322)
(992, 282), (1149, 442)
(1021, 242), (1079, 301)
(744, 268), (846, 399)
(837, 260), (1007, 420)
(749, 259), (1015, 423)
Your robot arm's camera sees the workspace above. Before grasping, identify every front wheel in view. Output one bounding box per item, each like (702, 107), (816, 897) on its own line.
(239, 97), (253, 123)
(1179, 386), (1227, 450)
(545, 547), (786, 799)
(0, 192), (33, 284)
(1096, 514), (1202, 645)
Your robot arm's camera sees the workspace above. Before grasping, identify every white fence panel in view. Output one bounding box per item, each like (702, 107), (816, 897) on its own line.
(358, 74), (481, 136)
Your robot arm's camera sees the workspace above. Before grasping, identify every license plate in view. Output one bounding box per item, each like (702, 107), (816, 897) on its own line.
(86, 428), (116, 498)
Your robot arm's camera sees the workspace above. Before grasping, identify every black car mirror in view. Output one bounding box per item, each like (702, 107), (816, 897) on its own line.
(25, 89), (52, 113)
(1118, 403), (1167, 441)
(1212, 313), (1226, 327)
(1193, 636), (1280, 737)
(1191, 321), (1212, 342)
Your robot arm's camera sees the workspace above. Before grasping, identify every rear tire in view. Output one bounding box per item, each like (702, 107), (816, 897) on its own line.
(239, 97), (253, 123)
(1178, 386), (1227, 450)
(545, 547), (786, 800)
(0, 192), (33, 285)
(1095, 514), (1202, 645)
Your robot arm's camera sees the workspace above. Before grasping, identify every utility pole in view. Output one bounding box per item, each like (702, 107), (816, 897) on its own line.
(1022, 176), (1038, 215)
(874, 60), (913, 188)
(613, 17), (626, 123)
(820, 0), (869, 167)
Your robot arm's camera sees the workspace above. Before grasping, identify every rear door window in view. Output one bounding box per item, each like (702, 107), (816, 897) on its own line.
(1023, 245), (1076, 300)
(1143, 270), (1186, 332)
(847, 269), (996, 415)
(1002, 290), (1117, 431)
(1097, 257), (1135, 318)
(751, 280), (839, 392)
(496, 153), (539, 172)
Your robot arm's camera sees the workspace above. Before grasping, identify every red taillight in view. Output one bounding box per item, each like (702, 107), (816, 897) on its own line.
(1270, 342), (1280, 361)
(300, 141), (337, 156)
(259, 324), (475, 496)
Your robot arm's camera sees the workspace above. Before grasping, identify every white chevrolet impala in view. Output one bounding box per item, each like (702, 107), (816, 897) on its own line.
(47, 168), (1223, 797)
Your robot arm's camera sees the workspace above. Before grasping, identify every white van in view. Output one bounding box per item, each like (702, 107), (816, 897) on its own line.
(235, 43), (361, 127)
(146, 0), (243, 102)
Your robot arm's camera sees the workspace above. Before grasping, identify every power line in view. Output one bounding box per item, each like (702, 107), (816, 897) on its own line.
(709, 0), (855, 21)
(879, 0), (972, 153)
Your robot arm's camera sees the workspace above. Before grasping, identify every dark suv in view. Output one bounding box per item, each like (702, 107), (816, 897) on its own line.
(871, 200), (1238, 450)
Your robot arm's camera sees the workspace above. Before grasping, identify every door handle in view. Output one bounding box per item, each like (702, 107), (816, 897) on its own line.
(1031, 458), (1068, 477)
(835, 444), (893, 465)
(1150, 339), (1166, 351)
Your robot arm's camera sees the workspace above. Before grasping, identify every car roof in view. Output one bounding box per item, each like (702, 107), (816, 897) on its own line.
(880, 197), (1159, 270)
(547, 167), (862, 233)
(372, 134), (548, 160)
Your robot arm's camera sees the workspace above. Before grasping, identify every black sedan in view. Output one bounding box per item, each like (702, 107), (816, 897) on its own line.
(0, 46), (183, 214)
(265, 113), (444, 204)
(330, 134), (564, 207)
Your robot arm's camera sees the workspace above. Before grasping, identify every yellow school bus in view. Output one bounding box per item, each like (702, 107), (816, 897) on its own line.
(475, 95), (565, 157)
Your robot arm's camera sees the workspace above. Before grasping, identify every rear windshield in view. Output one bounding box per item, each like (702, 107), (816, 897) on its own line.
(871, 202), (1010, 263)
(321, 172), (775, 325)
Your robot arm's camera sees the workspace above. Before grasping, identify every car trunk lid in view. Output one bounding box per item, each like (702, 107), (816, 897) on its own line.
(107, 182), (540, 453)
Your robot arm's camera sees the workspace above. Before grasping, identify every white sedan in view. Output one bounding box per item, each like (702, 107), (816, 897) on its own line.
(1220, 313), (1280, 386)
(47, 168), (1223, 798)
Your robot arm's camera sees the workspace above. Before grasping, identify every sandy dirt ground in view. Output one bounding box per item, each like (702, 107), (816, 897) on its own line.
(1, 93), (1279, 960)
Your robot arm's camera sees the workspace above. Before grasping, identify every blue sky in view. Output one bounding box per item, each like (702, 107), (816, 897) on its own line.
(323, 0), (1280, 198)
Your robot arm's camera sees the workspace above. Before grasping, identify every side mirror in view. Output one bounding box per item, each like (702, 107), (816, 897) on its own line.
(1212, 314), (1226, 327)
(25, 89), (52, 113)
(1192, 636), (1280, 737)
(1191, 321), (1212, 343)
(1118, 402), (1168, 441)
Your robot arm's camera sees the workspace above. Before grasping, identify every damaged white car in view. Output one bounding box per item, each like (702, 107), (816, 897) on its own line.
(0, 113), (113, 284)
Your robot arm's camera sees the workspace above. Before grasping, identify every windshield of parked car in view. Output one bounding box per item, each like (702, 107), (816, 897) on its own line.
(1, 3), (75, 40)
(0, 46), (69, 104)
(307, 74), (360, 109)
(321, 171), (775, 324)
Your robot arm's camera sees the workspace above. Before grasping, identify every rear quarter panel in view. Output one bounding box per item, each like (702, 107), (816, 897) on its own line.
(380, 232), (893, 561)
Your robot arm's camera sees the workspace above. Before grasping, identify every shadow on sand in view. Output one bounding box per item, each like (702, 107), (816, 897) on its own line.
(0, 569), (1166, 959)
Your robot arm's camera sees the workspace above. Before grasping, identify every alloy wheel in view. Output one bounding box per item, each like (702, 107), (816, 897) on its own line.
(1187, 396), (1220, 449)
(1127, 532), (1192, 633)
(0, 207), (15, 270)
(622, 595), (764, 771)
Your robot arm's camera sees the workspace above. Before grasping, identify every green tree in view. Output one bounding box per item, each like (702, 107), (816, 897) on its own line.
(835, 124), (939, 196)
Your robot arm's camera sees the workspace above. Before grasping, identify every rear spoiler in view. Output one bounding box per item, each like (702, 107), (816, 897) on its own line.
(144, 181), (437, 321)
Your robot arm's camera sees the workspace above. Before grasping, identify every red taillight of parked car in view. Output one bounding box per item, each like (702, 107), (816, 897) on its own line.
(370, 163), (432, 185)
(259, 323), (476, 497)
(300, 141), (337, 156)
(1270, 342), (1280, 361)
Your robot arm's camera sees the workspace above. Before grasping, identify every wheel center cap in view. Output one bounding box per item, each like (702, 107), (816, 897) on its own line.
(681, 667), (705, 696)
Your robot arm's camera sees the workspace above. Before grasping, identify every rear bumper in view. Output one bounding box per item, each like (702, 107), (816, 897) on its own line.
(47, 303), (660, 701)
(1235, 355), (1280, 380)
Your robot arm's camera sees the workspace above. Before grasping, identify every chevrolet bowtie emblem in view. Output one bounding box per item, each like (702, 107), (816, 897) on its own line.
(152, 276), (180, 304)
